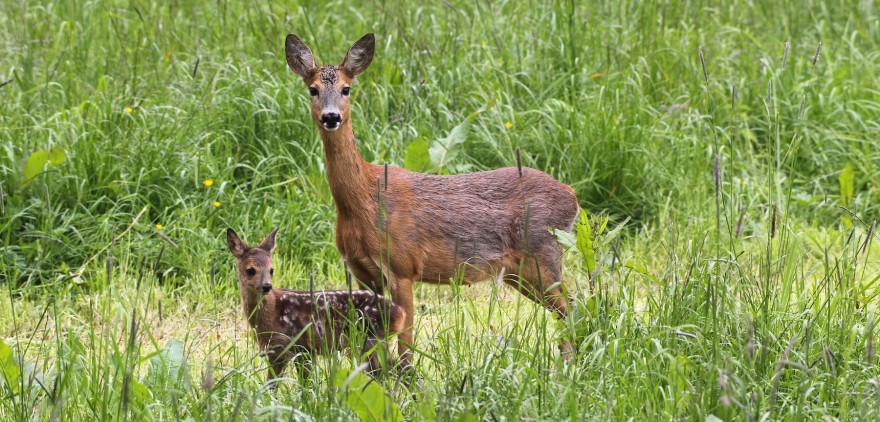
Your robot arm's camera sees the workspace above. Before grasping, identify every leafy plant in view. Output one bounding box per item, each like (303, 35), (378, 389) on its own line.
(0, 339), (21, 394)
(404, 100), (495, 174)
(146, 339), (189, 391)
(575, 211), (598, 274)
(22, 146), (66, 186)
(334, 367), (403, 422)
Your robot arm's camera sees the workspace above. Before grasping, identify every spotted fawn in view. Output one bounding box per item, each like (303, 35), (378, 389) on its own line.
(226, 228), (406, 387)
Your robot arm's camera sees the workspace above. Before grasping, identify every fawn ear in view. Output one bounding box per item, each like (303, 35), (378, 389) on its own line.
(258, 227), (279, 254)
(285, 34), (317, 80)
(340, 33), (375, 77)
(226, 228), (248, 257)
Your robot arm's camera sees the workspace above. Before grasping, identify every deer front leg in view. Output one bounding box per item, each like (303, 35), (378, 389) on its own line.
(390, 277), (415, 372)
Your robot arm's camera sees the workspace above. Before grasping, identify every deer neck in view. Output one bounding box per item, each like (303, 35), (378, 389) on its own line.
(240, 288), (273, 329)
(318, 120), (376, 218)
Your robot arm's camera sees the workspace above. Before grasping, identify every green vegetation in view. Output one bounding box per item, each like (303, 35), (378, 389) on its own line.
(2, 0), (879, 420)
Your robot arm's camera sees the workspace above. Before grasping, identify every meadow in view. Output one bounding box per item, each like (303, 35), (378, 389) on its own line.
(1, 0), (879, 420)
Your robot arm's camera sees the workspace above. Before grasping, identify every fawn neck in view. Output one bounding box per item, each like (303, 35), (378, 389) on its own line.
(240, 288), (273, 329)
(318, 119), (376, 218)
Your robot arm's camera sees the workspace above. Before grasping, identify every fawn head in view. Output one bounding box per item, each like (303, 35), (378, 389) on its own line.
(227, 228), (279, 296)
(285, 33), (375, 132)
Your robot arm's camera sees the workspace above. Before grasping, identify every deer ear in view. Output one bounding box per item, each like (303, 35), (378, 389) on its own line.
(285, 34), (317, 80)
(340, 33), (375, 77)
(259, 227), (279, 254)
(226, 228), (248, 257)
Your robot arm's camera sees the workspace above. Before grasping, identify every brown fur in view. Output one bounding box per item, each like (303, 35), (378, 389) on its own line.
(226, 228), (406, 386)
(284, 33), (580, 364)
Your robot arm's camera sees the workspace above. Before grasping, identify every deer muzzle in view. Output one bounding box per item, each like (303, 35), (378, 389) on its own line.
(320, 111), (341, 131)
(259, 272), (272, 294)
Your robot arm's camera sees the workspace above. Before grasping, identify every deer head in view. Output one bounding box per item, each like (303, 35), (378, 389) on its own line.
(284, 33), (375, 132)
(226, 228), (279, 298)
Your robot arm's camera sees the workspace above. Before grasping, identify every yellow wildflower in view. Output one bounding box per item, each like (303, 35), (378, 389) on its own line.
(125, 107), (133, 114)
(156, 224), (163, 230)
(203, 179), (214, 187)
(505, 121), (513, 129)
(213, 201), (221, 208)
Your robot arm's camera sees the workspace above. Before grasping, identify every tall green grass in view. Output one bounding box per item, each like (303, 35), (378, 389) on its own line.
(1, 0), (879, 420)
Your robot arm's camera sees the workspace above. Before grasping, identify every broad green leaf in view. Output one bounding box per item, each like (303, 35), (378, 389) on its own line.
(334, 368), (403, 422)
(404, 137), (431, 172)
(48, 146), (66, 165)
(147, 339), (188, 388)
(428, 119), (471, 171)
(575, 210), (596, 272)
(551, 228), (576, 250)
(128, 378), (151, 406)
(0, 338), (21, 394)
(428, 100), (496, 172)
(23, 149), (49, 184)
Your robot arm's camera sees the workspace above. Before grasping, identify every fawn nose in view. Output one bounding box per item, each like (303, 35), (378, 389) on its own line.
(321, 112), (341, 129)
(260, 283), (272, 294)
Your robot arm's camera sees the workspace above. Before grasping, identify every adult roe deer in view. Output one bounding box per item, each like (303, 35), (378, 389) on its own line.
(284, 33), (580, 365)
(226, 228), (406, 387)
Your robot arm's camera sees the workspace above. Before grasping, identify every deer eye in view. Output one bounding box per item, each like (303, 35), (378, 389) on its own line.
(341, 86), (350, 96)
(309, 87), (319, 97)
(246, 268), (256, 276)
(270, 268), (274, 276)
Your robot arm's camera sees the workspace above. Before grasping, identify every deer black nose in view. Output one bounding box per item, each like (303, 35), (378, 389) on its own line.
(321, 112), (341, 126)
(260, 283), (272, 294)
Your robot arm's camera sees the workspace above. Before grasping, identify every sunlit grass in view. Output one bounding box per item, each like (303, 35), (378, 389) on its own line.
(2, 0), (880, 420)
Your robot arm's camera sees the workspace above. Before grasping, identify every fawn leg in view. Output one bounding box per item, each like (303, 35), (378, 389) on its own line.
(291, 353), (312, 382)
(362, 336), (384, 377)
(266, 353), (289, 390)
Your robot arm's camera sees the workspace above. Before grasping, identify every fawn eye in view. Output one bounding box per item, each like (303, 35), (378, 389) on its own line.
(246, 268), (256, 276)
(308, 87), (319, 97)
(341, 86), (350, 96)
(270, 268), (274, 276)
